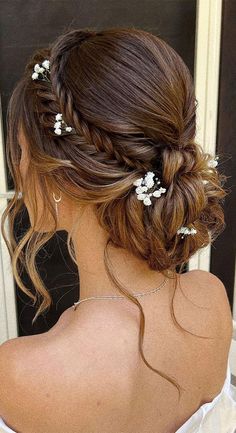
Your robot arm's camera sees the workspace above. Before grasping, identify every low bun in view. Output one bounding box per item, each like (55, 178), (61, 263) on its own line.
(150, 141), (227, 262)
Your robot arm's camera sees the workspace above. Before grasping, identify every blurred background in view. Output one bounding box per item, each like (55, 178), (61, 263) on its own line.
(0, 0), (235, 374)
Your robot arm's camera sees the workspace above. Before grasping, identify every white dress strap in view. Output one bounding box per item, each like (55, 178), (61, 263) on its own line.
(0, 417), (17, 433)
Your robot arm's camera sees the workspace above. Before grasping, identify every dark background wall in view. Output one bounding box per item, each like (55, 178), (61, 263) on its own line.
(2, 0), (222, 336)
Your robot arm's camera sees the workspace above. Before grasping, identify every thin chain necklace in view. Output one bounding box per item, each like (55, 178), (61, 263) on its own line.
(73, 276), (168, 310)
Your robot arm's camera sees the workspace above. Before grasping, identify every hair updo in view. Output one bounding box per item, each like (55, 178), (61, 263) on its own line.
(2, 26), (229, 402)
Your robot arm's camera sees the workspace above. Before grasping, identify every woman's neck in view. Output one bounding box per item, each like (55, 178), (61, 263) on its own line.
(70, 206), (167, 301)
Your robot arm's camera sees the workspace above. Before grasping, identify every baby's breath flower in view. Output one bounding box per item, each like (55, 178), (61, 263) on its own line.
(42, 59), (50, 70)
(34, 64), (41, 73)
(31, 72), (39, 80)
(133, 171), (166, 206)
(53, 113), (74, 136)
(55, 113), (63, 121)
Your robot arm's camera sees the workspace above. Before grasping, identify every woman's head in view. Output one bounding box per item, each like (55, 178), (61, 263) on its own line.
(2, 26), (229, 400)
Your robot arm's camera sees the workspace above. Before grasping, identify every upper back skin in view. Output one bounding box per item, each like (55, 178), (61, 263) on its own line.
(2, 270), (233, 433)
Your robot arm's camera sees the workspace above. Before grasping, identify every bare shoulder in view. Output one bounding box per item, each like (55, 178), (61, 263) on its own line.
(185, 270), (232, 325)
(0, 333), (67, 432)
(0, 333), (48, 411)
(0, 336), (33, 429)
(181, 270), (233, 333)
(0, 319), (131, 433)
(176, 270), (233, 399)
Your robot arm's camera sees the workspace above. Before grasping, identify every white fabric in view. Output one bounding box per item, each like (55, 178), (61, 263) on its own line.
(0, 418), (16, 433)
(175, 358), (236, 433)
(0, 360), (235, 433)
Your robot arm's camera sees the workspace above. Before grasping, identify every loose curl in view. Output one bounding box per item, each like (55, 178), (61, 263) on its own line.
(1, 26), (229, 403)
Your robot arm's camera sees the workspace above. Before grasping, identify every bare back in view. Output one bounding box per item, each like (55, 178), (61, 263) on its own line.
(8, 270), (233, 433)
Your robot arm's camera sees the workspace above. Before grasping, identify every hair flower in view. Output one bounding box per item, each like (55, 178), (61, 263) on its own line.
(35, 64), (41, 71)
(133, 171), (167, 206)
(31, 60), (51, 81)
(202, 156), (219, 185)
(177, 226), (197, 239)
(208, 156), (219, 168)
(42, 59), (50, 70)
(55, 113), (63, 121)
(152, 187), (166, 197)
(32, 72), (39, 80)
(53, 113), (74, 136)
(143, 196), (152, 206)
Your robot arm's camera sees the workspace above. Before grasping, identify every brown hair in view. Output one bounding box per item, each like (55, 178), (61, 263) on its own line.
(1, 26), (229, 402)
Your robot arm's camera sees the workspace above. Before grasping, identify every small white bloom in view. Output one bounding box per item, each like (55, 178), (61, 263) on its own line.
(133, 178), (143, 187)
(65, 126), (72, 132)
(34, 64), (41, 72)
(178, 226), (198, 236)
(55, 113), (63, 121)
(152, 190), (161, 197)
(143, 197), (152, 206)
(42, 59), (50, 70)
(145, 171), (155, 178)
(137, 193), (147, 201)
(202, 180), (209, 184)
(38, 67), (45, 74)
(54, 121), (61, 129)
(145, 175), (152, 180)
(153, 187), (166, 197)
(208, 158), (218, 168)
(177, 226), (194, 235)
(136, 186), (145, 194)
(145, 179), (154, 188)
(134, 171), (167, 205)
(55, 128), (62, 135)
(32, 72), (39, 80)
(135, 186), (147, 194)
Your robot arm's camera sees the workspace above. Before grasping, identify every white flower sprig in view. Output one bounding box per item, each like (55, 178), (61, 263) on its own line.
(31, 59), (51, 81)
(177, 226), (197, 239)
(133, 171), (167, 206)
(208, 156), (219, 168)
(202, 156), (219, 185)
(31, 59), (74, 136)
(54, 113), (73, 135)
